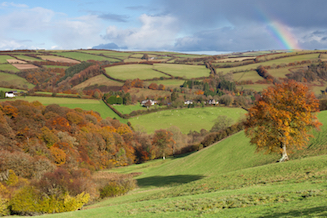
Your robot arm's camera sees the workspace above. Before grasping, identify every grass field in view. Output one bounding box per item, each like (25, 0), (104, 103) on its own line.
(0, 96), (126, 122)
(0, 72), (34, 88)
(0, 64), (20, 72)
(53, 52), (119, 62)
(33, 110), (327, 218)
(144, 79), (184, 88)
(215, 53), (320, 74)
(13, 55), (43, 61)
(129, 107), (246, 134)
(79, 50), (131, 59)
(233, 70), (263, 82)
(237, 84), (272, 92)
(43, 65), (69, 69)
(0, 55), (13, 63)
(153, 63), (210, 79)
(128, 88), (172, 98)
(113, 103), (147, 114)
(123, 58), (144, 63)
(72, 74), (123, 90)
(105, 64), (169, 80)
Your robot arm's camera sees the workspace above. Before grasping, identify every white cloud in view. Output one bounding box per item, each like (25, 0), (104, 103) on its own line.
(104, 14), (180, 50)
(1, 2), (28, 8)
(0, 6), (105, 50)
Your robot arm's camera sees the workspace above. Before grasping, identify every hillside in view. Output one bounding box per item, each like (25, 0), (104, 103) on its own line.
(30, 110), (327, 217)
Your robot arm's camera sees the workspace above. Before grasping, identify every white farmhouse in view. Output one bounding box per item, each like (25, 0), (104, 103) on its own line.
(5, 91), (16, 98)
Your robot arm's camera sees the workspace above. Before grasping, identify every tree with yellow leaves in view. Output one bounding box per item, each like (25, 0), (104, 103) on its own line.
(245, 80), (321, 162)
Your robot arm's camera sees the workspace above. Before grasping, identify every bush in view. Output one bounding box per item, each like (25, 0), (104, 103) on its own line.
(99, 178), (137, 199)
(9, 186), (90, 215)
(0, 196), (9, 216)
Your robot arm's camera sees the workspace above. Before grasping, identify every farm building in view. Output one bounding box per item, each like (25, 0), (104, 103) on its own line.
(5, 91), (16, 98)
(141, 100), (157, 106)
(207, 99), (218, 105)
(184, 100), (193, 105)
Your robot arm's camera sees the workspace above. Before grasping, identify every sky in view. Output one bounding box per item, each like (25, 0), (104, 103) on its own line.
(1, 0), (327, 52)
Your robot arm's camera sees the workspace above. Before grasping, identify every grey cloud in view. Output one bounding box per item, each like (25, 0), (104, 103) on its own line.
(159, 0), (327, 29)
(98, 13), (129, 22)
(173, 26), (281, 52)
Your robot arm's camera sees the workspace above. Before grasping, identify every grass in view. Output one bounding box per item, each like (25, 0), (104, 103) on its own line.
(0, 96), (126, 123)
(105, 64), (169, 80)
(13, 55), (43, 61)
(80, 50), (131, 59)
(233, 70), (263, 82)
(0, 55), (13, 63)
(53, 52), (119, 62)
(237, 84), (272, 92)
(0, 87), (26, 92)
(129, 106), (246, 134)
(0, 72), (34, 88)
(128, 88), (172, 98)
(144, 79), (184, 88)
(0, 64), (20, 72)
(215, 53), (320, 74)
(72, 74), (123, 90)
(153, 63), (210, 79)
(112, 103), (147, 114)
(43, 65), (69, 69)
(29, 110), (327, 217)
(267, 64), (308, 79)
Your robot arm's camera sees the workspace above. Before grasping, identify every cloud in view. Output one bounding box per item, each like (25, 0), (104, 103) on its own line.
(0, 6), (105, 50)
(103, 14), (180, 50)
(1, 2), (28, 8)
(52, 15), (104, 49)
(98, 13), (129, 22)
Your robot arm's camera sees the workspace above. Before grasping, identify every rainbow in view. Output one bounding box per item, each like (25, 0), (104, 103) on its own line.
(257, 8), (301, 50)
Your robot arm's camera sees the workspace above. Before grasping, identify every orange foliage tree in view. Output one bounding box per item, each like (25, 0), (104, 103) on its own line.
(244, 80), (321, 162)
(148, 83), (158, 90)
(152, 130), (175, 160)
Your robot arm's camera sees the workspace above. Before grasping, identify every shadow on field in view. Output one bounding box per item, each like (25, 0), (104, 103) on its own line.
(260, 206), (327, 217)
(137, 175), (205, 187)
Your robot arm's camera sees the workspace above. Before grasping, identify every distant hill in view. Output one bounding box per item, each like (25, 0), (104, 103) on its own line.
(92, 43), (127, 50)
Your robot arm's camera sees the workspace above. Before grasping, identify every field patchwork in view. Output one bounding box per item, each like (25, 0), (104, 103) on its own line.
(0, 72), (34, 88)
(38, 55), (80, 63)
(129, 106), (246, 134)
(105, 64), (169, 80)
(153, 63), (210, 79)
(73, 74), (124, 90)
(54, 51), (119, 62)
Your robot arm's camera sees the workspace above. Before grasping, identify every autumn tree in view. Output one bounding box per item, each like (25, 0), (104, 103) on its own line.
(244, 80), (321, 162)
(152, 130), (175, 160)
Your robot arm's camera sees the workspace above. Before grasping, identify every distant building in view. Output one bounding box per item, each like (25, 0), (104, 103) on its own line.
(207, 99), (218, 105)
(5, 91), (16, 98)
(184, 100), (193, 105)
(141, 100), (157, 106)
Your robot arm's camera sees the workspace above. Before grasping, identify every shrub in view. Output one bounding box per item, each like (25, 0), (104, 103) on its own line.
(9, 186), (90, 215)
(0, 196), (9, 216)
(99, 178), (136, 198)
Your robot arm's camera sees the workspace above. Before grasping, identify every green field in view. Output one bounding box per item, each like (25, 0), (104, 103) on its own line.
(128, 88), (173, 98)
(13, 55), (43, 61)
(0, 72), (34, 88)
(0, 96), (126, 123)
(233, 70), (263, 82)
(129, 107), (246, 134)
(144, 79), (184, 88)
(32, 110), (327, 218)
(105, 64), (169, 80)
(113, 103), (147, 114)
(73, 74), (123, 90)
(79, 50), (131, 59)
(215, 53), (320, 74)
(43, 65), (69, 69)
(154, 63), (210, 79)
(0, 64), (19, 72)
(0, 55), (13, 63)
(53, 52), (119, 62)
(237, 84), (272, 92)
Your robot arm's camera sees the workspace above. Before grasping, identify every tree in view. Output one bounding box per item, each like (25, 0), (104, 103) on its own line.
(244, 80), (321, 162)
(210, 115), (233, 132)
(152, 130), (175, 160)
